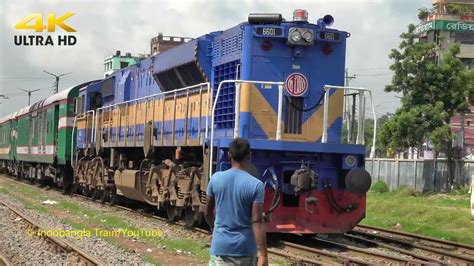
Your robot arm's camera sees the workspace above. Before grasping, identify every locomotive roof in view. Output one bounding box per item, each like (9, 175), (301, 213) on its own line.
(1, 81), (95, 122)
(0, 113), (15, 124)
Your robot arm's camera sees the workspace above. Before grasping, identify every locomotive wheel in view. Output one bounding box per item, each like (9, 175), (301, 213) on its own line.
(91, 187), (100, 201)
(167, 205), (179, 222)
(71, 182), (79, 194)
(82, 186), (91, 197)
(62, 183), (69, 195)
(100, 188), (109, 203)
(184, 207), (197, 227)
(109, 186), (118, 206)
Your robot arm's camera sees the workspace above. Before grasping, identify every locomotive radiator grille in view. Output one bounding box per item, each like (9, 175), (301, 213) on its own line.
(284, 96), (303, 134)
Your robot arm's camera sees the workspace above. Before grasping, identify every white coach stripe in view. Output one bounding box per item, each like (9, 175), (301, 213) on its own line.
(0, 147), (10, 155)
(58, 116), (75, 129)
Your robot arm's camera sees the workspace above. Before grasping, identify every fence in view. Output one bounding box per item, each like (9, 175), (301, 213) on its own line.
(365, 158), (473, 192)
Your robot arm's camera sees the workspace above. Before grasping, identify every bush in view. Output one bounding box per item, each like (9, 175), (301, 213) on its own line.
(371, 181), (389, 193)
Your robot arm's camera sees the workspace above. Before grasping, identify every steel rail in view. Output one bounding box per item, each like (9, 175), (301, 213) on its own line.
(0, 200), (102, 266)
(279, 241), (368, 265)
(356, 224), (474, 251)
(353, 225), (474, 263)
(344, 233), (446, 264)
(0, 250), (12, 266)
(4, 174), (473, 265)
(267, 248), (325, 265)
(311, 237), (425, 264)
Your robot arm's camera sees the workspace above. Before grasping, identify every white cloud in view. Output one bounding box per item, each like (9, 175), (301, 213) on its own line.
(0, 0), (432, 116)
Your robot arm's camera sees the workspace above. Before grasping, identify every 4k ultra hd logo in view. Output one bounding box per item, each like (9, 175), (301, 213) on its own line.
(14, 13), (77, 46)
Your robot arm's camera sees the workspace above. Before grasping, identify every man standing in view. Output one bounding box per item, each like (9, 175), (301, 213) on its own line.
(205, 138), (268, 266)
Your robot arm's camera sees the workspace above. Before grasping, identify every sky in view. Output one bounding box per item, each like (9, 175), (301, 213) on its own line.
(0, 0), (432, 118)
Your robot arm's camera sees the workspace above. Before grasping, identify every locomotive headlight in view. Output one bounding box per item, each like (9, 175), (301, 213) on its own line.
(344, 155), (357, 168)
(290, 30), (302, 42)
(302, 30), (313, 42)
(288, 28), (313, 46)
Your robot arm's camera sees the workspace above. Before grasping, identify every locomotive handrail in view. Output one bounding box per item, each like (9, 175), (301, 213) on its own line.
(209, 80), (285, 176)
(94, 82), (211, 146)
(322, 85), (377, 159)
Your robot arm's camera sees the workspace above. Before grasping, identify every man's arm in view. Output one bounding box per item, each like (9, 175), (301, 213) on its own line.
(252, 203), (268, 266)
(204, 196), (215, 232)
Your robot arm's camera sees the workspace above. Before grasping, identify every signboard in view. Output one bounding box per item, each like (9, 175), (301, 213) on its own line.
(415, 20), (474, 34)
(285, 73), (308, 97)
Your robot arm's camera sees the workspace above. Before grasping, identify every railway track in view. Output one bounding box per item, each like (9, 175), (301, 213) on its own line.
(2, 174), (474, 265)
(351, 225), (474, 264)
(0, 250), (12, 266)
(0, 200), (102, 266)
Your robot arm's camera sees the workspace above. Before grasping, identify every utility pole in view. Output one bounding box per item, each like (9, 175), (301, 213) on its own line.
(345, 68), (356, 86)
(43, 70), (71, 94)
(19, 89), (40, 105)
(460, 112), (465, 152)
(344, 68), (356, 143)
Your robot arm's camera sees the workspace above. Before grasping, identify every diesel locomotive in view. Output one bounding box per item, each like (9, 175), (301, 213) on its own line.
(0, 10), (374, 234)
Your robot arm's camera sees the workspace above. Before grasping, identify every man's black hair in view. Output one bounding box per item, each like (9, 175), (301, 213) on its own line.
(229, 138), (250, 163)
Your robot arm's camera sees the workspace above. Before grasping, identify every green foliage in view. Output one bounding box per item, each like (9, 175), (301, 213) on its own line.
(418, 8), (430, 20)
(392, 186), (418, 197)
(364, 189), (473, 245)
(381, 23), (474, 154)
(380, 103), (450, 153)
(446, 3), (474, 15)
(370, 181), (389, 193)
(448, 185), (470, 195)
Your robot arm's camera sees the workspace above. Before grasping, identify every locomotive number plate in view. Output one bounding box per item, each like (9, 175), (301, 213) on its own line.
(318, 31), (340, 41)
(255, 27), (283, 37)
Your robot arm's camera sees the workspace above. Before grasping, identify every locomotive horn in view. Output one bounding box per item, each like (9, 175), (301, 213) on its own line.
(317, 15), (334, 28)
(323, 15), (334, 26)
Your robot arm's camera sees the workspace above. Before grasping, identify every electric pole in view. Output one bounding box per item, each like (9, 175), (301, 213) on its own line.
(43, 70), (71, 94)
(19, 88), (40, 105)
(345, 68), (356, 86)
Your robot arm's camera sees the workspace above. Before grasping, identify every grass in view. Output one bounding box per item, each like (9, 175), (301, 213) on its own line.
(141, 255), (164, 266)
(362, 182), (474, 245)
(0, 179), (210, 261)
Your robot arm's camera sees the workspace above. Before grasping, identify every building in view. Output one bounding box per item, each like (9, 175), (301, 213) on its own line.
(417, 0), (474, 68)
(416, 0), (474, 154)
(150, 33), (192, 55)
(104, 51), (140, 77)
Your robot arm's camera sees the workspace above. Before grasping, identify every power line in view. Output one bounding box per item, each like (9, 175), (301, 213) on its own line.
(349, 67), (390, 71)
(355, 72), (393, 77)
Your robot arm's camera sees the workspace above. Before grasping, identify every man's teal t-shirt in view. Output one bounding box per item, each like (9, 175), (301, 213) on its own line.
(207, 168), (265, 256)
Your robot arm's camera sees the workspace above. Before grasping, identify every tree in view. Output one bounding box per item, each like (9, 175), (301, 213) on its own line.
(418, 8), (430, 20)
(381, 24), (474, 185)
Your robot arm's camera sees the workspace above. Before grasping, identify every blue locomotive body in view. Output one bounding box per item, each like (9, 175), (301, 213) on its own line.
(73, 10), (372, 233)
